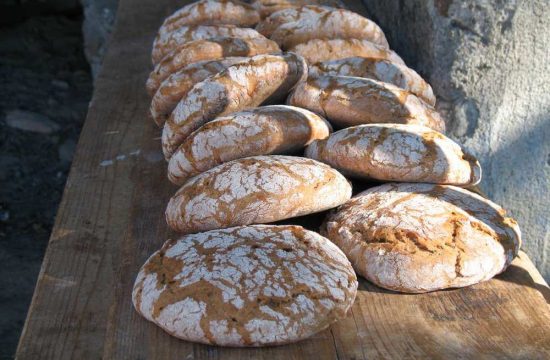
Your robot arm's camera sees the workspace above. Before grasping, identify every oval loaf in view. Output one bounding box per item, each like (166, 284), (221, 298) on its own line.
(158, 0), (260, 37)
(132, 225), (358, 346)
(289, 38), (404, 64)
(322, 183), (521, 293)
(166, 155), (352, 234)
(162, 53), (307, 159)
(150, 57), (246, 126)
(310, 57), (436, 106)
(256, 5), (331, 37)
(287, 75), (446, 132)
(147, 37), (280, 95)
(168, 105), (332, 185)
(305, 124), (480, 185)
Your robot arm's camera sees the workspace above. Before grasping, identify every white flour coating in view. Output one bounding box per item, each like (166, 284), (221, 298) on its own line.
(251, 0), (345, 17)
(322, 183), (521, 293)
(162, 53), (307, 159)
(309, 57), (436, 106)
(289, 38), (405, 65)
(132, 225), (357, 346)
(167, 105), (331, 184)
(256, 5), (332, 37)
(166, 155), (351, 234)
(305, 124), (481, 185)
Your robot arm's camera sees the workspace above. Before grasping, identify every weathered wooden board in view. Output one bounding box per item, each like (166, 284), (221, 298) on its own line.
(16, 0), (550, 359)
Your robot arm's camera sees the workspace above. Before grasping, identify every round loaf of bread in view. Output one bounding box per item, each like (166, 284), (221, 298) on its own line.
(166, 155), (351, 234)
(251, 0), (345, 18)
(322, 183), (521, 293)
(289, 38), (404, 64)
(168, 105), (332, 185)
(305, 124), (481, 185)
(309, 57), (436, 106)
(287, 75), (446, 132)
(256, 5), (331, 37)
(162, 53), (307, 159)
(158, 0), (260, 37)
(132, 225), (358, 346)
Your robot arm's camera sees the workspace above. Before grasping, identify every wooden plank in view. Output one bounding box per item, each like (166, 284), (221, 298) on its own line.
(16, 0), (550, 358)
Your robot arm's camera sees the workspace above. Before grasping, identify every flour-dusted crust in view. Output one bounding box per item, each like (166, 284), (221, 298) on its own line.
(162, 53), (307, 159)
(150, 58), (246, 126)
(251, 0), (345, 18)
(306, 124), (480, 185)
(256, 5), (331, 37)
(289, 38), (404, 65)
(168, 105), (332, 185)
(322, 183), (521, 293)
(166, 155), (351, 233)
(152, 25), (265, 65)
(310, 57), (436, 106)
(270, 8), (388, 50)
(132, 225), (358, 346)
(147, 37), (280, 96)
(287, 75), (446, 132)
(158, 0), (260, 37)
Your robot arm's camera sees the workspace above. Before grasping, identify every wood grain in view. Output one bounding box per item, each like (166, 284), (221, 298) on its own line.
(15, 0), (550, 359)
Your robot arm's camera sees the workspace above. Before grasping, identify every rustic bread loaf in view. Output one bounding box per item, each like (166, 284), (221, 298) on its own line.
(168, 105), (332, 185)
(152, 25), (265, 65)
(287, 75), (446, 132)
(158, 0), (260, 37)
(305, 124), (481, 185)
(322, 183), (521, 293)
(150, 58), (246, 126)
(256, 5), (331, 37)
(132, 225), (358, 346)
(146, 37), (280, 96)
(162, 53), (307, 159)
(269, 8), (388, 50)
(166, 155), (351, 233)
(310, 57), (436, 106)
(251, 0), (345, 18)
(289, 38), (404, 64)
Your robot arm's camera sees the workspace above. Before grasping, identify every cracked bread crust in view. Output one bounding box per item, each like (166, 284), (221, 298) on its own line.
(149, 57), (246, 126)
(158, 0), (260, 38)
(289, 38), (404, 65)
(152, 25), (266, 65)
(309, 57), (436, 106)
(287, 75), (446, 132)
(256, 5), (332, 37)
(162, 53), (307, 159)
(168, 105), (332, 185)
(132, 225), (358, 346)
(321, 183), (521, 293)
(251, 0), (345, 18)
(166, 155), (352, 234)
(147, 37), (280, 96)
(305, 124), (481, 185)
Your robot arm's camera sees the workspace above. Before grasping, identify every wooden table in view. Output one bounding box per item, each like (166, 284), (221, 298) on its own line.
(15, 0), (550, 358)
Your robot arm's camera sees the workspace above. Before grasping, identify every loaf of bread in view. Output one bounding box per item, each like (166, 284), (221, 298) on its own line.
(305, 124), (481, 185)
(146, 37), (280, 96)
(132, 225), (357, 346)
(166, 155), (351, 233)
(289, 38), (404, 64)
(150, 58), (246, 126)
(251, 0), (344, 18)
(256, 5), (331, 37)
(287, 75), (445, 132)
(310, 57), (436, 106)
(162, 53), (307, 159)
(322, 183), (521, 293)
(158, 0), (260, 37)
(269, 8), (388, 50)
(152, 25), (266, 65)
(168, 105), (332, 184)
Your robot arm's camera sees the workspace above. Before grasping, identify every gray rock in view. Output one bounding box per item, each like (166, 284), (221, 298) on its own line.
(364, 0), (550, 280)
(4, 110), (60, 134)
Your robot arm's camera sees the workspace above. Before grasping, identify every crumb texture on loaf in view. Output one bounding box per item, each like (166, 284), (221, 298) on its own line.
(132, 225), (358, 346)
(322, 183), (521, 293)
(305, 124), (480, 185)
(166, 155), (351, 234)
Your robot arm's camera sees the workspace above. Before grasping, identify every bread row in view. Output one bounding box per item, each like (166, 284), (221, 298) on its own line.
(133, 0), (522, 347)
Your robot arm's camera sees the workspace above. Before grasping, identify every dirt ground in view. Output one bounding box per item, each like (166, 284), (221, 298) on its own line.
(0, 13), (92, 358)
